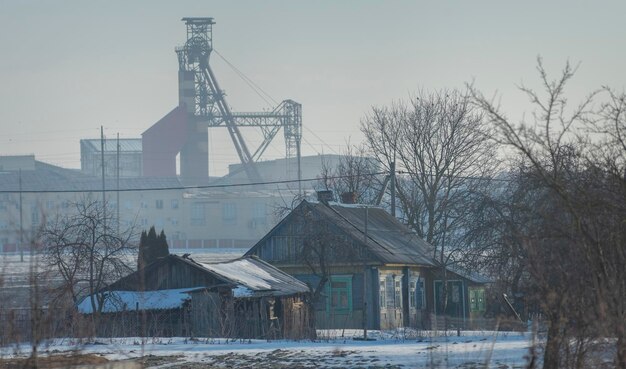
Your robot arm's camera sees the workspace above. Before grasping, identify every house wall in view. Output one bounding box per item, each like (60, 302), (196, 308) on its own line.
(377, 266), (427, 330)
(285, 265), (377, 331)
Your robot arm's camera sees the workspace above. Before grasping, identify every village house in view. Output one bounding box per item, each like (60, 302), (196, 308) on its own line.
(77, 254), (313, 339)
(245, 192), (488, 330)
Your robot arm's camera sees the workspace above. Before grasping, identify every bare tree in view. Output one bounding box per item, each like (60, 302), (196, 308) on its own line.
(41, 197), (136, 330)
(470, 57), (626, 369)
(361, 90), (498, 284)
(317, 143), (382, 205)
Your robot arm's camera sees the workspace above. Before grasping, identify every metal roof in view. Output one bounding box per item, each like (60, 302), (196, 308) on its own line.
(108, 254), (309, 299)
(314, 202), (436, 266)
(246, 200), (436, 267)
(198, 256), (310, 297)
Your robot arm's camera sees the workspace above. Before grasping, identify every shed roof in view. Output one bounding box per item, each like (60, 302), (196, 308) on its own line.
(197, 256), (309, 297)
(106, 254), (309, 300)
(77, 287), (204, 314)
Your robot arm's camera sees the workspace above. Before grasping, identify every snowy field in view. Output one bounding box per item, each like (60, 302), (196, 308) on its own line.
(1, 330), (536, 368)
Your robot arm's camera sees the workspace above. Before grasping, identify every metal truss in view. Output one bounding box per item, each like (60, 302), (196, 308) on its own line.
(175, 17), (302, 184)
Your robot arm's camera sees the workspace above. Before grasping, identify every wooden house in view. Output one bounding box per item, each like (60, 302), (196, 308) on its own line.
(77, 254), (313, 339)
(245, 198), (488, 330)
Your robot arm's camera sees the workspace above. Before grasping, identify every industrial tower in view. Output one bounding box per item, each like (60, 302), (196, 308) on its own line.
(142, 17), (302, 186)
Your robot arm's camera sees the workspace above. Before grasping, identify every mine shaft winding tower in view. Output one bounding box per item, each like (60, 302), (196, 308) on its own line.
(143, 17), (302, 185)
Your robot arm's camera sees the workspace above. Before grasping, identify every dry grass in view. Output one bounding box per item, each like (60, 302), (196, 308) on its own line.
(0, 353), (109, 369)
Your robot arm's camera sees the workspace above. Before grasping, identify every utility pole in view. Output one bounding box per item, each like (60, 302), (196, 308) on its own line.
(116, 133), (120, 234)
(19, 168), (23, 262)
(390, 161), (396, 217)
(363, 205), (368, 340)
(100, 126), (106, 229)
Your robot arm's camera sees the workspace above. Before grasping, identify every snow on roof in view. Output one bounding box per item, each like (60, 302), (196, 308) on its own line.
(197, 257), (309, 296)
(77, 287), (204, 314)
(199, 258), (279, 290)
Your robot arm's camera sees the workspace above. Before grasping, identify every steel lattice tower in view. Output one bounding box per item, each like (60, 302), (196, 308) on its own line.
(175, 17), (302, 186)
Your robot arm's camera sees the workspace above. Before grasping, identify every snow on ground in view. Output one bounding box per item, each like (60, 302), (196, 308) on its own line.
(1, 330), (535, 368)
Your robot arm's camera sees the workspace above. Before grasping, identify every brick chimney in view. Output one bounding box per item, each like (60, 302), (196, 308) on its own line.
(340, 191), (358, 204)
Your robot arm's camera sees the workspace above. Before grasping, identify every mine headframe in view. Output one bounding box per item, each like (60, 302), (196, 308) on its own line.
(175, 17), (302, 185)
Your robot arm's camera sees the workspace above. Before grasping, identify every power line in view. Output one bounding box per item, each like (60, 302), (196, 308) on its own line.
(0, 171), (389, 194)
(213, 49), (278, 108)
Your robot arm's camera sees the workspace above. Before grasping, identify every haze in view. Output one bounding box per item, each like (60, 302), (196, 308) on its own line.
(1, 0), (625, 175)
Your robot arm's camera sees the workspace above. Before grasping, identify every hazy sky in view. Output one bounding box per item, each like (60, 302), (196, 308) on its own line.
(1, 1), (625, 175)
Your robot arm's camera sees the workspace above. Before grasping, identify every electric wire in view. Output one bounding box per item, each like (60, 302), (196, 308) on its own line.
(0, 171), (389, 194)
(213, 49), (278, 108)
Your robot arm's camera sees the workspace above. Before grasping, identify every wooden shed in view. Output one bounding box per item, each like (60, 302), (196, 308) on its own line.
(78, 254), (313, 339)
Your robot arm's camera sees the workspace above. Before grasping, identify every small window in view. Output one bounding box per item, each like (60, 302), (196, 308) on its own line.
(327, 275), (352, 312)
(409, 277), (425, 309)
(171, 199), (179, 209)
(156, 199), (163, 209)
(222, 203), (237, 224)
(379, 279), (386, 308)
(394, 277), (402, 308)
(191, 203), (205, 226)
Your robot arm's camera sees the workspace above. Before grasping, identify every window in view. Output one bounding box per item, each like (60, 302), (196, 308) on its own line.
(394, 277), (402, 308)
(31, 205), (40, 226)
(171, 199), (179, 209)
(381, 274), (402, 309)
(156, 199), (163, 209)
(379, 279), (386, 308)
(327, 275), (352, 312)
(191, 203), (205, 226)
(252, 202), (266, 224)
(409, 277), (425, 309)
(222, 202), (237, 224)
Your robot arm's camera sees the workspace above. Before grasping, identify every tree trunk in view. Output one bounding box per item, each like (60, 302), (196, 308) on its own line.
(617, 333), (626, 369)
(543, 318), (564, 369)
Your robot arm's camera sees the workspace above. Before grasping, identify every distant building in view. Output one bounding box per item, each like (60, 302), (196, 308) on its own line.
(227, 154), (345, 184)
(80, 138), (142, 178)
(0, 155), (182, 253)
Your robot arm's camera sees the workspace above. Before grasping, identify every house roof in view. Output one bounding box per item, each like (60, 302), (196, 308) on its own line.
(246, 200), (436, 267)
(106, 254), (309, 300)
(197, 256), (310, 297)
(318, 202), (436, 266)
(77, 287), (204, 314)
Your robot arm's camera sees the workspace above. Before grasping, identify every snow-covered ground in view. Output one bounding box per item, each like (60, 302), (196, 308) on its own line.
(2, 330), (536, 368)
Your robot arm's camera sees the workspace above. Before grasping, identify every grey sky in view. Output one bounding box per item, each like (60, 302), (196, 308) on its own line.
(1, 1), (625, 175)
